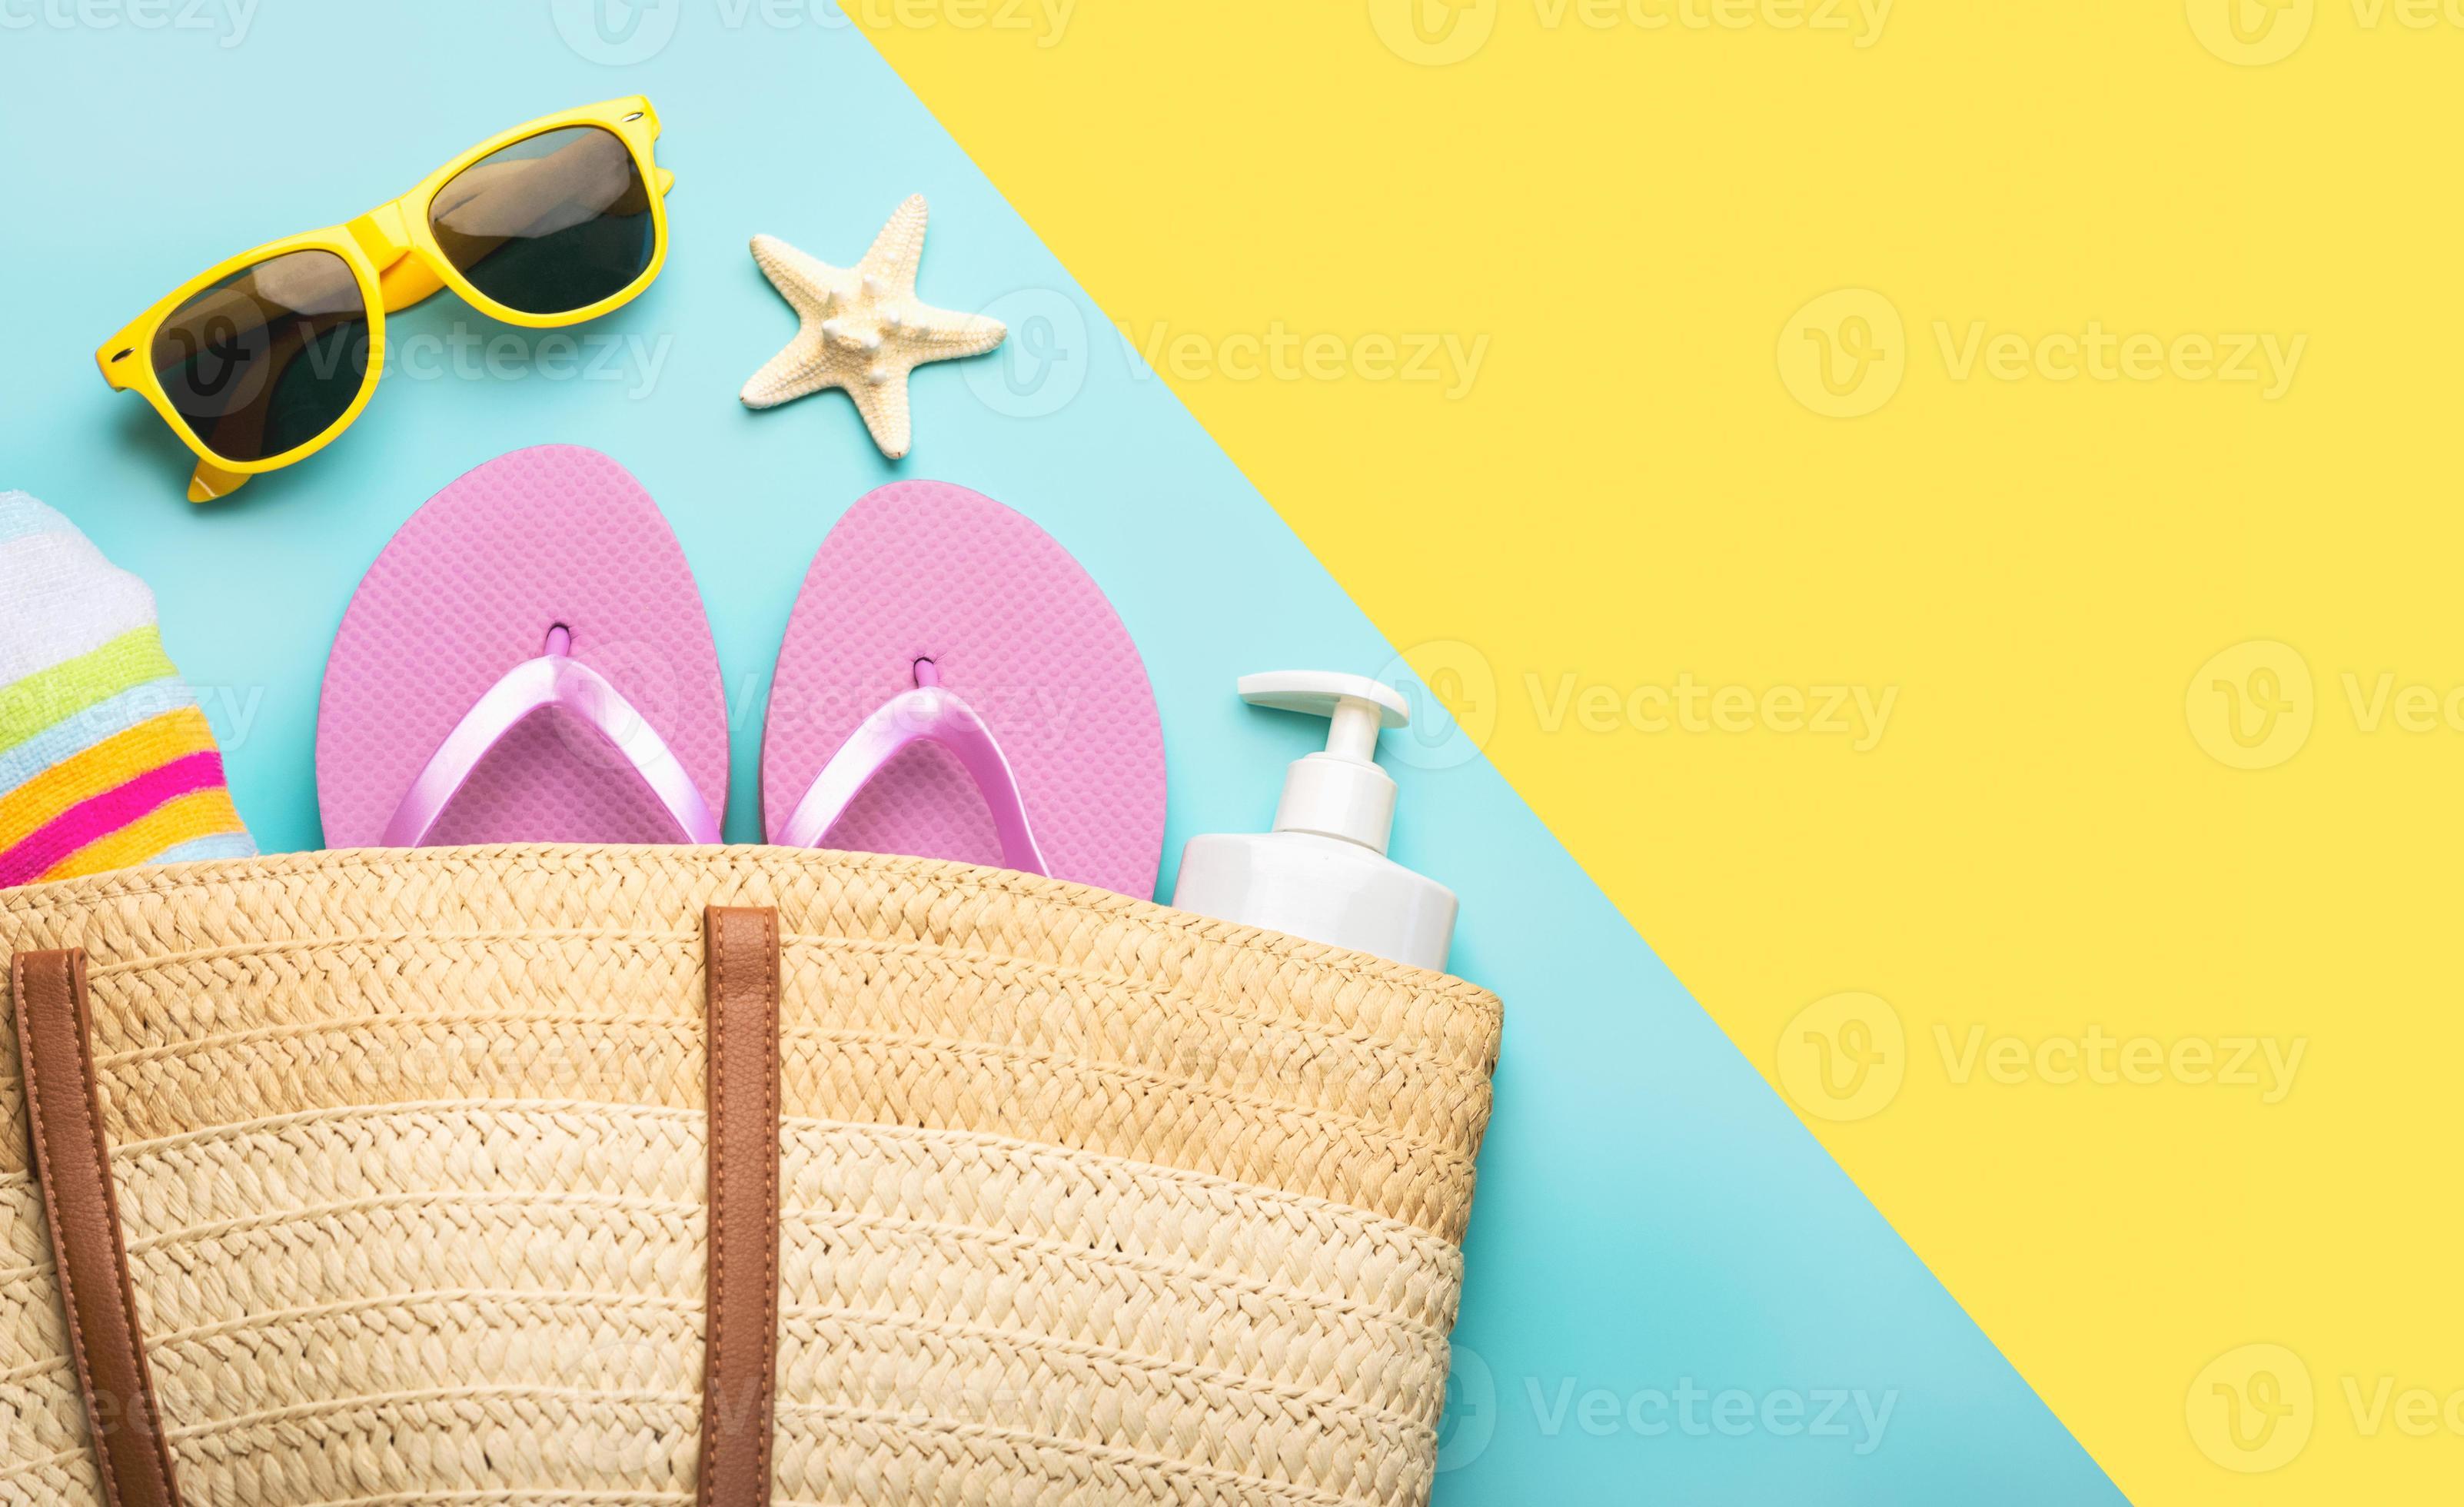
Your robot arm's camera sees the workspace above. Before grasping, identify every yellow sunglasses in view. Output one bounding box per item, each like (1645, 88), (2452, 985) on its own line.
(98, 98), (675, 501)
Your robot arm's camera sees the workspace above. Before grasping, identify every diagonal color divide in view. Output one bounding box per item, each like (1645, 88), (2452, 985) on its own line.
(0, 0), (2372, 1499)
(849, 4), (2464, 1504)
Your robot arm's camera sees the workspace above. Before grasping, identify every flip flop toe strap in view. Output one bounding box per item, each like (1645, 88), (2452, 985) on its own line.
(381, 637), (721, 847)
(776, 680), (1048, 875)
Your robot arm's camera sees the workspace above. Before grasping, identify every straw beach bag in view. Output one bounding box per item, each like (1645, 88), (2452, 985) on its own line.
(0, 844), (1501, 1507)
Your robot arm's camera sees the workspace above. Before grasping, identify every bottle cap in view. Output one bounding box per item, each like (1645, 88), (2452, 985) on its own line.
(1238, 670), (1412, 853)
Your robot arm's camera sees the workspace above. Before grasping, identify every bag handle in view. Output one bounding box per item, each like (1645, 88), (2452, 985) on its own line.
(14, 910), (789, 1507)
(11, 948), (185, 1507)
(700, 906), (783, 1507)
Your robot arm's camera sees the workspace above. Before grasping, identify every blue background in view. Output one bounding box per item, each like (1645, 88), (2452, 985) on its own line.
(0, 3), (2120, 1499)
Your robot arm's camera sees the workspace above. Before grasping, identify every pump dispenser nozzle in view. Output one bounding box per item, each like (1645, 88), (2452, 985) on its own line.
(1171, 670), (1458, 970)
(1237, 670), (1413, 855)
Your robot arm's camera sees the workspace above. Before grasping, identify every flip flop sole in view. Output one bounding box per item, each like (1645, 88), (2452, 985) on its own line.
(761, 481), (1165, 899)
(317, 445), (728, 848)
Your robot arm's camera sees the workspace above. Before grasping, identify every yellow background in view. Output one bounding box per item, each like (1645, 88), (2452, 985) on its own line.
(859, 2), (2462, 1497)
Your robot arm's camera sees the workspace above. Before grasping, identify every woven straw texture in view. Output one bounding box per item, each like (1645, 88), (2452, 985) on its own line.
(0, 844), (1501, 1507)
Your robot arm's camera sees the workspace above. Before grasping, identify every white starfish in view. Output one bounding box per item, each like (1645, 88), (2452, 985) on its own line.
(740, 195), (1006, 460)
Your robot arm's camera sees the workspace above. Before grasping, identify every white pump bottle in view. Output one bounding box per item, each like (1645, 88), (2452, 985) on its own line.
(1169, 671), (1458, 972)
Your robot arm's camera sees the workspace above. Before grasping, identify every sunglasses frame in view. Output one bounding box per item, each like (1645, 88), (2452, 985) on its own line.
(96, 97), (674, 502)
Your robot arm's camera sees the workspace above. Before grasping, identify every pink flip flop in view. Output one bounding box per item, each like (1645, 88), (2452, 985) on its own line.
(317, 445), (730, 848)
(760, 481), (1165, 898)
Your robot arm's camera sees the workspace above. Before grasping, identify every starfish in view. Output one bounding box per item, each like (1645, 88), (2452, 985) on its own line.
(740, 195), (1006, 459)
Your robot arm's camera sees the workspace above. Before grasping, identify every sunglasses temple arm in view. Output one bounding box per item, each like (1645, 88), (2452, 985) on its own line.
(188, 458), (248, 504)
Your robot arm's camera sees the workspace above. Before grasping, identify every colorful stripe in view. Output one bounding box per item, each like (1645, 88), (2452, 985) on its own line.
(35, 788), (248, 885)
(1, 497), (256, 888)
(0, 707), (222, 850)
(0, 753), (231, 887)
(0, 680), (195, 799)
(0, 627), (178, 753)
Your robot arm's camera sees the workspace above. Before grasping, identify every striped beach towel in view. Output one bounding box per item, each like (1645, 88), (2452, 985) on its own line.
(0, 491), (254, 887)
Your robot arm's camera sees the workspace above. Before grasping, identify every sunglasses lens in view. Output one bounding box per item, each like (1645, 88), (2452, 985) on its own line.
(429, 125), (655, 315)
(151, 248), (372, 464)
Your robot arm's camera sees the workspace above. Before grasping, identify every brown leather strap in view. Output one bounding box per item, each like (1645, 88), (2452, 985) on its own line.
(11, 950), (183, 1507)
(700, 907), (780, 1507)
